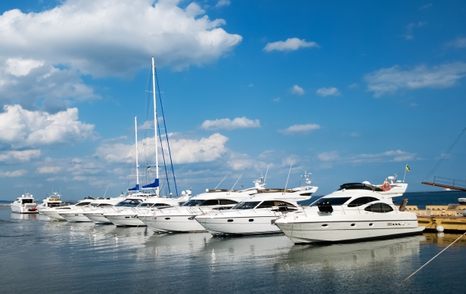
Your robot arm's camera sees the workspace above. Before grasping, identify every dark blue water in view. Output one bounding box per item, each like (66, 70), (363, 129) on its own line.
(1, 191), (465, 293)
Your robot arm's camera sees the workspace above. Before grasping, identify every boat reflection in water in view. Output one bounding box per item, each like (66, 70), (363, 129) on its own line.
(142, 232), (212, 259)
(282, 235), (424, 269)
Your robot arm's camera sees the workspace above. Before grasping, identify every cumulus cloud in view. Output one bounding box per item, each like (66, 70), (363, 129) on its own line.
(216, 0), (231, 7)
(365, 62), (466, 96)
(291, 84), (305, 96)
(37, 165), (63, 174)
(0, 104), (94, 148)
(0, 0), (242, 76)
(0, 169), (27, 177)
(0, 58), (97, 111)
(96, 133), (229, 165)
(201, 117), (260, 130)
(281, 123), (320, 135)
(264, 38), (319, 52)
(318, 151), (340, 162)
(446, 37), (466, 49)
(404, 21), (426, 40)
(316, 87), (340, 97)
(0, 149), (41, 162)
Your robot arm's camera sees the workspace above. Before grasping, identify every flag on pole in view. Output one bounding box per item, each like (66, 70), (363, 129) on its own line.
(405, 164), (411, 172)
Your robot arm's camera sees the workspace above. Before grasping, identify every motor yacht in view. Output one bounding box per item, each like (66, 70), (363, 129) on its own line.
(104, 196), (182, 227)
(141, 184), (263, 233)
(58, 197), (119, 222)
(195, 178), (319, 235)
(274, 177), (424, 244)
(10, 193), (38, 214)
(37, 192), (63, 210)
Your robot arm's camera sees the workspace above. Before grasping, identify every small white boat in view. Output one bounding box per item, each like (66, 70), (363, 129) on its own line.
(10, 193), (38, 214)
(105, 196), (182, 227)
(275, 177), (424, 244)
(58, 197), (116, 222)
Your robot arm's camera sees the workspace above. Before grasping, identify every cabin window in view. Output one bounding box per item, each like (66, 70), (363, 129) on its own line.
(153, 203), (172, 208)
(201, 199), (220, 206)
(311, 197), (351, 207)
(347, 197), (379, 207)
(257, 200), (296, 209)
(219, 199), (238, 205)
(233, 201), (260, 209)
(117, 199), (143, 207)
(183, 200), (204, 206)
(364, 203), (393, 213)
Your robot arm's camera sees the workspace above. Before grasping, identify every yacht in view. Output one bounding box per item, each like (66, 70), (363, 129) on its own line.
(10, 193), (38, 214)
(195, 176), (319, 235)
(141, 181), (264, 233)
(37, 192), (63, 210)
(58, 197), (119, 222)
(104, 196), (182, 227)
(274, 177), (424, 244)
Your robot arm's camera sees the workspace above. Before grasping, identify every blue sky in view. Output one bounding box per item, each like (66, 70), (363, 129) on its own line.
(1, 0), (465, 201)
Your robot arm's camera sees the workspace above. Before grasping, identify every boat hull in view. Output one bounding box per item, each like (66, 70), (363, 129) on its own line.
(144, 214), (206, 233)
(105, 214), (146, 227)
(84, 212), (112, 224)
(11, 204), (38, 214)
(275, 219), (424, 244)
(196, 215), (281, 235)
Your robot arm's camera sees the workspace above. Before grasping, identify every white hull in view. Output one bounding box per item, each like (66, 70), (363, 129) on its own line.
(11, 203), (38, 214)
(84, 212), (112, 224)
(196, 211), (283, 235)
(59, 212), (92, 222)
(39, 208), (66, 221)
(146, 214), (206, 232)
(105, 214), (146, 227)
(276, 219), (423, 243)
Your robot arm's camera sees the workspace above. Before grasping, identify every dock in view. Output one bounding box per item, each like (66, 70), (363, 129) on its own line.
(406, 204), (466, 232)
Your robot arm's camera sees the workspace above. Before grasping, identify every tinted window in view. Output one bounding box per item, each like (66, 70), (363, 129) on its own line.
(257, 200), (296, 209)
(347, 197), (379, 207)
(182, 200), (204, 206)
(117, 199), (143, 207)
(311, 197), (351, 207)
(219, 199), (238, 205)
(233, 201), (260, 209)
(201, 199), (220, 206)
(364, 203), (394, 213)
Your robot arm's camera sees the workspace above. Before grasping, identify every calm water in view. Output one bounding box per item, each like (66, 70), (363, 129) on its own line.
(1, 191), (466, 294)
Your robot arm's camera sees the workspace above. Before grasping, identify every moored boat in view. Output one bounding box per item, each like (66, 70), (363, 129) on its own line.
(10, 193), (38, 214)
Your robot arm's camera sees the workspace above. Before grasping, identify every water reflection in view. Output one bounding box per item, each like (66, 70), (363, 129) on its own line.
(282, 235), (424, 269)
(422, 232), (466, 247)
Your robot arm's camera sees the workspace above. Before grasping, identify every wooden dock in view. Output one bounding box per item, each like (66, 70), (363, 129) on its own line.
(406, 204), (466, 232)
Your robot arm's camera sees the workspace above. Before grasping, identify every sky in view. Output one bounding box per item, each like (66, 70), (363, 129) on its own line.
(0, 0), (465, 201)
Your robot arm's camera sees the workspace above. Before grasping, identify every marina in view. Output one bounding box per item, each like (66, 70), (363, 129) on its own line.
(1, 199), (465, 293)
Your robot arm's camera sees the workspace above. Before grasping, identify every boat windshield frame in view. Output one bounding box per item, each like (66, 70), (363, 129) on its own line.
(310, 197), (351, 207)
(233, 201), (261, 210)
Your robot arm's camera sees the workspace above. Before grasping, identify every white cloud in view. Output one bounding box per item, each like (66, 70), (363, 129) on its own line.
(318, 151), (340, 162)
(446, 37), (466, 49)
(0, 58), (97, 110)
(291, 84), (305, 96)
(365, 62), (466, 96)
(37, 166), (63, 174)
(0, 169), (27, 177)
(0, 104), (94, 148)
(0, 0), (242, 76)
(0, 149), (41, 162)
(316, 87), (340, 97)
(201, 117), (261, 130)
(404, 21), (426, 40)
(350, 150), (416, 164)
(281, 123), (320, 135)
(216, 0), (231, 7)
(96, 133), (229, 165)
(264, 38), (319, 52)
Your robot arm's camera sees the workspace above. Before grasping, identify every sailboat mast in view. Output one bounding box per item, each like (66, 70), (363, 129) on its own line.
(151, 57), (160, 196)
(134, 116), (140, 189)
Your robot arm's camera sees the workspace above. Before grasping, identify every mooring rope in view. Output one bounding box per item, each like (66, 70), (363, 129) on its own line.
(403, 232), (466, 282)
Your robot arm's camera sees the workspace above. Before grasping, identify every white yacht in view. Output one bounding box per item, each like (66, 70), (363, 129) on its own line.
(10, 193), (38, 214)
(275, 177), (424, 244)
(141, 184), (262, 233)
(104, 196), (182, 227)
(195, 176), (319, 235)
(58, 197), (118, 222)
(37, 192), (63, 210)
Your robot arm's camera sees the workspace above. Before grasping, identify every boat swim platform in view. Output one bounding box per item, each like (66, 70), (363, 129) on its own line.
(406, 205), (466, 232)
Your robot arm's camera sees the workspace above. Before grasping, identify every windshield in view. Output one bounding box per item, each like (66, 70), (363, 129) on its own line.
(182, 199), (205, 207)
(233, 201), (260, 210)
(311, 197), (351, 207)
(116, 199), (143, 207)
